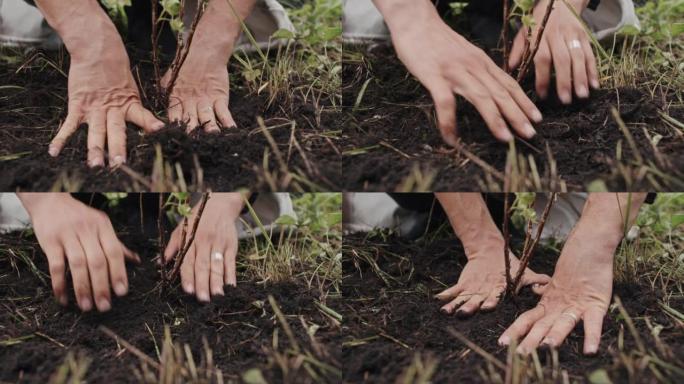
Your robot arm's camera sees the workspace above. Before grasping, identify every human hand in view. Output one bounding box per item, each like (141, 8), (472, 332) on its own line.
(436, 243), (550, 317)
(164, 0), (256, 132)
(374, 0), (542, 145)
(36, 0), (164, 167)
(18, 193), (140, 312)
(509, 0), (599, 103)
(163, 193), (244, 302)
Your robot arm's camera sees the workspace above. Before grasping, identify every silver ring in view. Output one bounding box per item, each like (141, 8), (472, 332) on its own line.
(212, 251), (224, 262)
(561, 312), (578, 324)
(568, 39), (582, 49)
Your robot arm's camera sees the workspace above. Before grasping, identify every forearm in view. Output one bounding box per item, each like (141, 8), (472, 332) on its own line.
(34, 0), (124, 61)
(201, 192), (245, 217)
(372, 0), (438, 34)
(435, 193), (503, 257)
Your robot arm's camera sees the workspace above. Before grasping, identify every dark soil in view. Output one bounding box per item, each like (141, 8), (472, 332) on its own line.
(0, 48), (341, 192)
(341, 45), (684, 191)
(342, 232), (684, 383)
(0, 195), (341, 383)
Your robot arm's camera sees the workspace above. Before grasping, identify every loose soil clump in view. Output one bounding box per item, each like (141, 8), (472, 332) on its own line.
(342, 233), (683, 383)
(341, 45), (684, 191)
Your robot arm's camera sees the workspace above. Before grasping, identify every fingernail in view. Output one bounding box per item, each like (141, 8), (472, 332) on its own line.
(81, 297), (92, 311)
(198, 292), (210, 302)
(153, 122), (165, 131)
(58, 295), (68, 306)
(516, 345), (527, 355)
(440, 307), (450, 314)
(539, 90), (548, 100)
(114, 282), (127, 296)
(498, 335), (510, 346)
(98, 298), (111, 312)
(591, 79), (600, 89)
(455, 310), (470, 319)
(585, 344), (598, 355)
(541, 337), (553, 346)
(560, 92), (572, 105)
(184, 283), (194, 294)
(532, 109), (543, 123)
(523, 123), (537, 138)
(48, 145), (59, 157)
(213, 287), (225, 296)
(577, 86), (589, 98)
(229, 277), (237, 287)
(88, 158), (104, 168)
(501, 128), (514, 142)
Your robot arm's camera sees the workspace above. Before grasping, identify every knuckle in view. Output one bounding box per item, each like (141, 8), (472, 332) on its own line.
(69, 254), (86, 270)
(49, 260), (65, 275)
(88, 254), (107, 270)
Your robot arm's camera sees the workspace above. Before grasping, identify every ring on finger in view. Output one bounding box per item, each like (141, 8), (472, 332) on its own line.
(212, 251), (224, 262)
(568, 39), (582, 50)
(560, 312), (578, 324)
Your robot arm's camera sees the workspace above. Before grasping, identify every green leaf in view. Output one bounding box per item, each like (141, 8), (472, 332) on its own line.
(671, 214), (684, 228)
(587, 180), (609, 192)
(588, 369), (613, 384)
(271, 28), (296, 40)
(275, 214), (298, 226)
(242, 368), (268, 384)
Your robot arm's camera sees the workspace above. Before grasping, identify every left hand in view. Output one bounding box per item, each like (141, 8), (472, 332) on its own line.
(509, 0), (599, 104)
(163, 193), (244, 302)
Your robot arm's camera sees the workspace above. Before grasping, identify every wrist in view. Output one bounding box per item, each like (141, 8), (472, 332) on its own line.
(17, 193), (72, 217)
(375, 0), (438, 35)
(208, 193), (244, 217)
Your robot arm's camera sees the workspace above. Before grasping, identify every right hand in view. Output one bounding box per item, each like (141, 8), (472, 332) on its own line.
(382, 0), (543, 145)
(19, 193), (140, 312)
(41, 2), (164, 168)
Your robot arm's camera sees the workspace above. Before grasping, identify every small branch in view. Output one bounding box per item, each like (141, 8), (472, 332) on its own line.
(502, 193), (513, 295)
(517, 0), (555, 82)
(169, 193), (210, 282)
(164, 0), (208, 103)
(99, 326), (160, 369)
(511, 192), (556, 293)
(158, 193), (166, 281)
(501, 0), (511, 73)
(151, 0), (162, 104)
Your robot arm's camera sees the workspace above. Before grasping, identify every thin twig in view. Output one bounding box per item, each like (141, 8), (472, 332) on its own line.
(158, 193), (166, 281)
(99, 326), (160, 369)
(165, 0), (208, 103)
(511, 192), (556, 293)
(169, 193), (210, 282)
(517, 0), (555, 82)
(151, 0), (161, 103)
(501, 0), (511, 73)
(502, 193), (513, 295)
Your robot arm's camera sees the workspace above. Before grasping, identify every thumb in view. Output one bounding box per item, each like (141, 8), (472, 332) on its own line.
(521, 271), (551, 295)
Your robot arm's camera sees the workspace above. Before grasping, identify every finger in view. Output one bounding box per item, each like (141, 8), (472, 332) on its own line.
(206, 230), (226, 296)
(62, 235), (93, 311)
(480, 285), (505, 311)
(43, 241), (68, 305)
(194, 240), (211, 302)
(456, 73), (512, 142)
(106, 108), (128, 167)
(477, 70), (536, 139)
(163, 224), (183, 263)
(488, 64), (543, 124)
(534, 39), (553, 100)
(125, 102), (165, 133)
(224, 230), (238, 286)
(508, 29), (528, 70)
(197, 100), (220, 133)
(517, 317), (554, 354)
(122, 244), (141, 263)
(583, 307), (606, 355)
(521, 271), (551, 293)
(440, 293), (471, 314)
(214, 98), (236, 129)
(582, 39), (600, 90)
(86, 110), (106, 168)
(168, 96), (183, 124)
(499, 305), (546, 346)
(79, 229), (112, 312)
(567, 37), (589, 98)
(180, 243), (196, 295)
(549, 34), (573, 104)
(541, 310), (581, 349)
(435, 284), (463, 301)
(49, 113), (81, 157)
(455, 293), (486, 318)
(97, 216), (128, 297)
(183, 100), (199, 133)
(424, 78), (457, 146)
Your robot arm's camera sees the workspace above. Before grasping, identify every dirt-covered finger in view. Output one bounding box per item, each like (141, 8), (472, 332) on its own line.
(183, 100), (199, 133)
(455, 293), (486, 318)
(86, 110), (106, 168)
(499, 305), (546, 346)
(435, 284), (463, 301)
(440, 293), (470, 314)
(167, 97), (183, 124)
(62, 235), (93, 312)
(516, 317), (554, 354)
(541, 310), (580, 348)
(480, 286), (505, 311)
(214, 98), (236, 129)
(49, 113), (81, 157)
(582, 307), (606, 355)
(126, 102), (164, 133)
(106, 108), (127, 167)
(197, 100), (220, 133)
